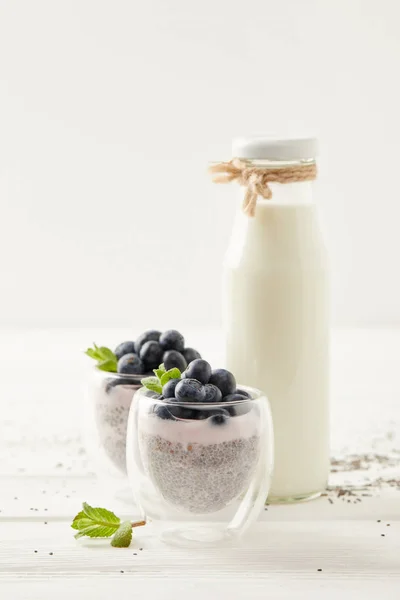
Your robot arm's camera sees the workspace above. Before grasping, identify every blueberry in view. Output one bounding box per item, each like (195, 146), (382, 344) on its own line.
(189, 407), (210, 420)
(236, 388), (251, 399)
(154, 405), (175, 420)
(169, 405), (195, 420)
(117, 353), (145, 375)
(163, 350), (187, 372)
(162, 378), (180, 399)
(203, 383), (222, 403)
(209, 409), (230, 426)
(209, 369), (236, 397)
(222, 393), (249, 403)
(228, 405), (249, 417)
(183, 359), (212, 385)
(175, 378), (206, 403)
(134, 330), (161, 355)
(182, 347), (201, 364)
(223, 394), (252, 417)
(159, 330), (185, 352)
(114, 341), (136, 360)
(139, 341), (164, 370)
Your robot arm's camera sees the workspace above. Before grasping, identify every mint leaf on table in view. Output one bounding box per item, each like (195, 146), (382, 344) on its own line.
(81, 502), (120, 524)
(85, 344), (118, 373)
(71, 510), (93, 531)
(111, 521), (133, 548)
(72, 502), (120, 539)
(71, 503), (146, 548)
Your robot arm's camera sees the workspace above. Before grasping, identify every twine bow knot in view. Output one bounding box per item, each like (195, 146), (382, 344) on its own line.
(209, 158), (317, 217)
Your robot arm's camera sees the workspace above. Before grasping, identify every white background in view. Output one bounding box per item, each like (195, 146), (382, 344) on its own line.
(0, 0), (399, 330)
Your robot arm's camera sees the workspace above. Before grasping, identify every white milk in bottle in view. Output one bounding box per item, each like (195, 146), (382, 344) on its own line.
(220, 137), (330, 502)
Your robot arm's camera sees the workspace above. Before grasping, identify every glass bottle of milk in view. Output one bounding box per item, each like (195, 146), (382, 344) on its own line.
(222, 137), (330, 502)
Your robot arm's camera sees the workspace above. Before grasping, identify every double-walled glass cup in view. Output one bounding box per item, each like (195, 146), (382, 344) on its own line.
(84, 369), (145, 501)
(127, 386), (273, 547)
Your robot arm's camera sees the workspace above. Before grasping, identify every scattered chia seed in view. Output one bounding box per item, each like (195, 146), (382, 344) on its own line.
(49, 552), (53, 555)
(387, 524), (391, 526)
(44, 522), (48, 525)
(34, 550), (38, 553)
(317, 569), (322, 572)
(120, 570), (124, 573)
(381, 534), (385, 537)
(331, 453), (400, 473)
(326, 450), (400, 502)
(377, 520), (381, 523)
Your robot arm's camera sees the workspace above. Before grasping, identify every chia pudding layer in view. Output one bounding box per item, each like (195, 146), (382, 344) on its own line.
(94, 379), (141, 474)
(138, 408), (261, 514)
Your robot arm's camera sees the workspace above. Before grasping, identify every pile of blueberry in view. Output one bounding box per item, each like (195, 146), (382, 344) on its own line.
(116, 329), (201, 375)
(152, 359), (251, 426)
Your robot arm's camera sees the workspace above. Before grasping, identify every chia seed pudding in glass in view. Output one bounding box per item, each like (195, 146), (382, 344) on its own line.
(83, 330), (203, 500)
(127, 370), (273, 547)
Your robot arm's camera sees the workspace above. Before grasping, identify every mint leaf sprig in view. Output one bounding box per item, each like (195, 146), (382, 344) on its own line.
(71, 502), (146, 548)
(85, 344), (118, 373)
(141, 363), (181, 394)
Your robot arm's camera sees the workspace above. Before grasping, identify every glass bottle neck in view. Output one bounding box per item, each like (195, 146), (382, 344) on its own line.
(237, 156), (316, 206)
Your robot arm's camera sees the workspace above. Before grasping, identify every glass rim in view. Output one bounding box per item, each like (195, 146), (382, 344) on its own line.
(139, 383), (267, 408)
(93, 367), (151, 379)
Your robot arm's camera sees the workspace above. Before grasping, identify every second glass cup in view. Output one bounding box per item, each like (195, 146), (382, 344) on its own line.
(127, 386), (273, 547)
(84, 369), (144, 501)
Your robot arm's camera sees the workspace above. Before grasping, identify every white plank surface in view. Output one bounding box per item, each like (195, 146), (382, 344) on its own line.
(0, 521), (399, 600)
(0, 328), (400, 598)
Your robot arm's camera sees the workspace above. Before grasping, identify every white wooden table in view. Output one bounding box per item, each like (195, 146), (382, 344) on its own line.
(0, 328), (399, 599)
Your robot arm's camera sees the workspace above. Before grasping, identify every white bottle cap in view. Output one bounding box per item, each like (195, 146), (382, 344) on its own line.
(232, 136), (318, 161)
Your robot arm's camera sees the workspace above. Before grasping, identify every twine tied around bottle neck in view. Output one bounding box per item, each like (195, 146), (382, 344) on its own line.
(209, 158), (317, 217)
